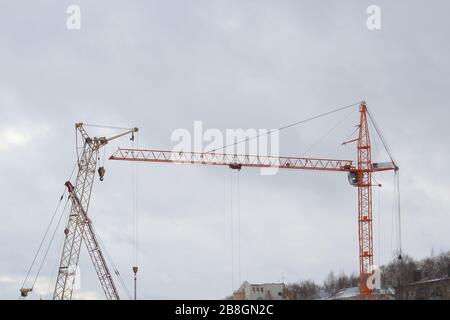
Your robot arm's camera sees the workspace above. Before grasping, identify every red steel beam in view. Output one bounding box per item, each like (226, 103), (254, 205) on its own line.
(109, 148), (354, 172)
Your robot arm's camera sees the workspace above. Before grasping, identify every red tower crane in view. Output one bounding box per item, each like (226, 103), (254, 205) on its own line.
(109, 101), (398, 300)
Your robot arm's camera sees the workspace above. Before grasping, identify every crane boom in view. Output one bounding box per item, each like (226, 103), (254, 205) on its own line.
(109, 149), (354, 172)
(64, 181), (120, 300)
(53, 125), (98, 300)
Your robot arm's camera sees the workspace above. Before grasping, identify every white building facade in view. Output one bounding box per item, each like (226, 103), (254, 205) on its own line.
(234, 281), (286, 300)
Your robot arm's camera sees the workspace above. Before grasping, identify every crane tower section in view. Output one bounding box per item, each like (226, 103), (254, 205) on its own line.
(357, 103), (374, 300)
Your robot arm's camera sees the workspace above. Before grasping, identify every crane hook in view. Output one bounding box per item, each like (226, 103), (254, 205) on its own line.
(98, 167), (106, 181)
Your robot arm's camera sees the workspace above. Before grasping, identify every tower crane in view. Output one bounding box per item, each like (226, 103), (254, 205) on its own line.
(53, 123), (138, 300)
(109, 101), (398, 300)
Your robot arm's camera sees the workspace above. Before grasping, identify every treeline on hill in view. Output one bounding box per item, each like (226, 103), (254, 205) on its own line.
(286, 250), (450, 299)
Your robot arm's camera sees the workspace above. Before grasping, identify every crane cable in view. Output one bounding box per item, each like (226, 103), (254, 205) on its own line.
(342, 125), (360, 145)
(365, 107), (402, 258)
(131, 131), (139, 299)
(229, 169), (242, 291)
(390, 175), (401, 259)
(395, 172), (402, 256)
(89, 222), (133, 299)
(31, 197), (70, 289)
(371, 140), (384, 268)
(133, 134), (138, 268)
(21, 159), (78, 294)
(46, 224), (66, 299)
(76, 126), (80, 165)
(368, 119), (382, 266)
(366, 108), (397, 166)
(229, 170), (234, 292)
(83, 124), (135, 131)
(300, 107), (356, 157)
(377, 184), (382, 267)
(207, 101), (362, 153)
(20, 193), (69, 291)
(237, 170), (242, 287)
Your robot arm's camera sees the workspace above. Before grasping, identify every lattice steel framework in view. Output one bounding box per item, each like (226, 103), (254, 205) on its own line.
(109, 149), (353, 172)
(357, 102), (374, 300)
(66, 180), (120, 300)
(53, 125), (98, 300)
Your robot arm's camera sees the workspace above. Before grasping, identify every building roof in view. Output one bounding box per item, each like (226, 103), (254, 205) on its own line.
(406, 276), (450, 286)
(326, 287), (360, 300)
(236, 281), (285, 292)
(325, 287), (395, 300)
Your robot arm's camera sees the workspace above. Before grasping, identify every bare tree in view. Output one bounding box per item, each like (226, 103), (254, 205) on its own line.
(288, 280), (320, 300)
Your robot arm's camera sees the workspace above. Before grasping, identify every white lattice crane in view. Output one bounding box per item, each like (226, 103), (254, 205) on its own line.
(52, 124), (137, 300)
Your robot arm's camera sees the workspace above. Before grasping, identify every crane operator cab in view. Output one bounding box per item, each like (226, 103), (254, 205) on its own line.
(347, 171), (359, 186)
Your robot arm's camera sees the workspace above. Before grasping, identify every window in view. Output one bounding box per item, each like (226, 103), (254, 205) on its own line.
(431, 287), (443, 300)
(416, 288), (425, 300)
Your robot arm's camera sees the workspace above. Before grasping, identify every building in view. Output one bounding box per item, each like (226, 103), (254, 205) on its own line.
(397, 277), (450, 300)
(397, 265), (450, 300)
(233, 281), (295, 300)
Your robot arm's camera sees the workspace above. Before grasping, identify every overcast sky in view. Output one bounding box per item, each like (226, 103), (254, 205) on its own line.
(1, 0), (449, 299)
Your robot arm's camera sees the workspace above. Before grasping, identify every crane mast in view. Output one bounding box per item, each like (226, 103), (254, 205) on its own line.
(53, 124), (98, 300)
(357, 103), (374, 300)
(109, 102), (397, 300)
(53, 123), (137, 300)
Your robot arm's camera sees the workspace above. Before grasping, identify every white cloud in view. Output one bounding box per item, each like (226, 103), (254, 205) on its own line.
(0, 275), (17, 285)
(72, 290), (102, 300)
(0, 125), (50, 151)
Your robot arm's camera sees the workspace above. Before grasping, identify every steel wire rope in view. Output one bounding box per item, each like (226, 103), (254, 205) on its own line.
(89, 222), (133, 299)
(21, 159), (78, 292)
(207, 101), (362, 154)
(31, 196), (71, 289)
(299, 107), (357, 157)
